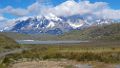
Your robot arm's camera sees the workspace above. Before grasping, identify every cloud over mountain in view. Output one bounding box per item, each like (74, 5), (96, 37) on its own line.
(0, 0), (120, 19)
(0, 0), (120, 30)
(42, 0), (120, 20)
(0, 0), (52, 17)
(0, 6), (29, 16)
(0, 16), (6, 21)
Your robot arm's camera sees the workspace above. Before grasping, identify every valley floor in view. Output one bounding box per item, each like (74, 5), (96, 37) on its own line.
(11, 60), (119, 68)
(1, 41), (120, 68)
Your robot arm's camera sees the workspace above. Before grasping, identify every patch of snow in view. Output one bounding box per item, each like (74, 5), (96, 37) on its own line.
(16, 16), (30, 21)
(36, 24), (39, 28)
(46, 21), (55, 28)
(45, 13), (62, 21)
(68, 20), (84, 29)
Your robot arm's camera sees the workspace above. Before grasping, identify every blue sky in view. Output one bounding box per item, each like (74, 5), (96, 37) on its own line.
(0, 0), (120, 19)
(90, 0), (120, 9)
(0, 0), (120, 9)
(0, 0), (120, 30)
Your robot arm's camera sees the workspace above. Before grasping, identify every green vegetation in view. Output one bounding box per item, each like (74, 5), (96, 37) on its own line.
(1, 41), (120, 67)
(0, 32), (57, 41)
(0, 23), (120, 68)
(0, 63), (6, 68)
(59, 23), (120, 41)
(1, 23), (120, 41)
(64, 65), (75, 68)
(0, 34), (20, 53)
(0, 34), (21, 68)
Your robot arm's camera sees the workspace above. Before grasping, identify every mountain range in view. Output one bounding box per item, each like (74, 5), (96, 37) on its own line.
(0, 0), (120, 35)
(1, 13), (113, 34)
(1, 0), (120, 35)
(1, 23), (120, 41)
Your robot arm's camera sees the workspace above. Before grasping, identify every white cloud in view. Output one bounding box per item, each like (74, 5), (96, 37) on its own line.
(0, 16), (7, 29)
(0, 6), (29, 16)
(51, 1), (81, 16)
(0, 0), (53, 17)
(0, 0), (120, 30)
(42, 0), (109, 16)
(41, 0), (120, 20)
(10, 8), (29, 16)
(0, 0), (120, 20)
(0, 16), (6, 21)
(27, 2), (41, 15)
(95, 9), (120, 19)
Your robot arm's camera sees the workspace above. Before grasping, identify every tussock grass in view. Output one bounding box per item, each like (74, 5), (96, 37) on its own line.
(2, 41), (120, 65)
(0, 34), (20, 53)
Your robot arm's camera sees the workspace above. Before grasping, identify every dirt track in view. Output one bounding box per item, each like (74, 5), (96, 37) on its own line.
(0, 48), (27, 58)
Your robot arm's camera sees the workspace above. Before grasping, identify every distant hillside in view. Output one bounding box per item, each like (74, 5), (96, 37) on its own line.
(0, 32), (57, 40)
(0, 23), (120, 41)
(0, 32), (34, 40)
(0, 34), (20, 52)
(59, 23), (120, 41)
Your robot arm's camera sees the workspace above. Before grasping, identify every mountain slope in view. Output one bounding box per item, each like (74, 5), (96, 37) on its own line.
(1, 23), (120, 41)
(1, 13), (113, 34)
(1, 0), (120, 35)
(58, 23), (120, 41)
(5, 15), (85, 34)
(0, 34), (20, 52)
(0, 32), (57, 40)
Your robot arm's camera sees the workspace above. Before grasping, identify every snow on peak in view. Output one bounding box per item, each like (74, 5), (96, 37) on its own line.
(45, 13), (62, 21)
(68, 19), (84, 29)
(16, 16), (30, 21)
(62, 0), (77, 6)
(46, 21), (55, 28)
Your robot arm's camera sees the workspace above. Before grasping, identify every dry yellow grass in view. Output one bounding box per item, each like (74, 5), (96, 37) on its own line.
(11, 60), (118, 68)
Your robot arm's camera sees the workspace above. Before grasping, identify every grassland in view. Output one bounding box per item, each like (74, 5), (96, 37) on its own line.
(0, 23), (120, 68)
(0, 34), (20, 53)
(0, 41), (120, 68)
(1, 23), (120, 41)
(1, 41), (120, 67)
(0, 34), (21, 68)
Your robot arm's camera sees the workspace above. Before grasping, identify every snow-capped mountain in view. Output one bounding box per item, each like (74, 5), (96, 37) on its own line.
(1, 13), (113, 34)
(1, 0), (119, 35)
